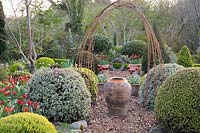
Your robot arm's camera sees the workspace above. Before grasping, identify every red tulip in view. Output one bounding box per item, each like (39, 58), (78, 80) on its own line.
(4, 107), (9, 113)
(33, 102), (39, 110)
(2, 81), (9, 85)
(5, 86), (11, 90)
(11, 84), (16, 88)
(0, 100), (5, 105)
(17, 99), (24, 105)
(4, 91), (11, 96)
(0, 88), (6, 93)
(12, 90), (17, 95)
(27, 99), (32, 106)
(22, 94), (28, 99)
(23, 107), (29, 112)
(4, 106), (14, 113)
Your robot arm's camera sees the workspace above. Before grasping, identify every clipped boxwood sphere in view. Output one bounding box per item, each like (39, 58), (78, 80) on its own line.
(122, 40), (146, 57)
(74, 68), (98, 102)
(27, 68), (91, 122)
(9, 63), (25, 73)
(155, 68), (200, 132)
(139, 63), (184, 110)
(0, 112), (57, 133)
(35, 57), (55, 69)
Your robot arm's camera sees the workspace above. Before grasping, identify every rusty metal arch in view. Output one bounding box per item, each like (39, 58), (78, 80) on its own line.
(76, 0), (163, 103)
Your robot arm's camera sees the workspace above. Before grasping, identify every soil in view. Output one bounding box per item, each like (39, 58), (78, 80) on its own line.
(85, 94), (156, 133)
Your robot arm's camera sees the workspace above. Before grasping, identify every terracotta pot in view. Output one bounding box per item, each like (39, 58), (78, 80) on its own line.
(104, 77), (131, 116)
(131, 84), (140, 96)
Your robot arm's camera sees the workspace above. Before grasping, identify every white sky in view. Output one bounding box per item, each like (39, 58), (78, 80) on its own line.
(2, 0), (173, 17)
(2, 0), (117, 17)
(2, 0), (51, 17)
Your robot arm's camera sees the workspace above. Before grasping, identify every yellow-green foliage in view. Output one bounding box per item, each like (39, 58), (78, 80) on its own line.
(177, 45), (193, 67)
(11, 71), (32, 78)
(75, 68), (98, 102)
(79, 68), (98, 84)
(0, 67), (7, 81)
(35, 57), (55, 69)
(0, 112), (57, 133)
(155, 68), (200, 132)
(9, 63), (25, 73)
(192, 64), (200, 67)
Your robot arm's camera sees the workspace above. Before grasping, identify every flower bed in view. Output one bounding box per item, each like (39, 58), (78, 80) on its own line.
(0, 76), (39, 118)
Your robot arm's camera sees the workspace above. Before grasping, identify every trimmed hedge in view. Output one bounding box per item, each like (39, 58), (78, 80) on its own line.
(53, 58), (73, 68)
(28, 68), (91, 122)
(155, 68), (200, 132)
(0, 112), (57, 133)
(74, 68), (98, 102)
(35, 57), (55, 69)
(9, 63), (25, 73)
(139, 63), (184, 110)
(93, 35), (112, 54)
(177, 45), (193, 67)
(192, 64), (200, 67)
(122, 40), (146, 57)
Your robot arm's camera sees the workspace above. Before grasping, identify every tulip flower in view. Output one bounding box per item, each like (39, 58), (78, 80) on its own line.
(22, 94), (28, 99)
(4, 91), (11, 96)
(17, 99), (24, 105)
(33, 102), (39, 110)
(0, 100), (4, 105)
(27, 99), (32, 106)
(23, 107), (29, 112)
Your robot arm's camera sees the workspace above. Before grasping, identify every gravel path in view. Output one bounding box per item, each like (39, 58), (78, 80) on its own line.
(85, 94), (156, 133)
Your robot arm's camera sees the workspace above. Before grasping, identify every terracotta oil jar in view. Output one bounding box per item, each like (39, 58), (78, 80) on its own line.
(104, 77), (131, 116)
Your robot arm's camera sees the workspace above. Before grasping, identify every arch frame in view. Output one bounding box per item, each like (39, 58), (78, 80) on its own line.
(76, 0), (163, 105)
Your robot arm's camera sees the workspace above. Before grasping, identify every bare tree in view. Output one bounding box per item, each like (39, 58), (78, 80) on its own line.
(166, 0), (200, 52)
(5, 0), (44, 73)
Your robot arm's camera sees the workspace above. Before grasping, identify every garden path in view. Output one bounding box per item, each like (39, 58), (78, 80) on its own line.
(85, 95), (155, 133)
(85, 71), (155, 133)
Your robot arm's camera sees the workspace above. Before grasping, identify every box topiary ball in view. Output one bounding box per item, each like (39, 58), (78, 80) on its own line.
(35, 57), (55, 69)
(74, 68), (98, 102)
(9, 63), (25, 73)
(139, 63), (184, 110)
(0, 112), (57, 133)
(27, 68), (91, 122)
(155, 68), (200, 132)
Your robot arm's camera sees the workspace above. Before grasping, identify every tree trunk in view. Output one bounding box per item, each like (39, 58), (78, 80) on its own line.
(25, 0), (36, 73)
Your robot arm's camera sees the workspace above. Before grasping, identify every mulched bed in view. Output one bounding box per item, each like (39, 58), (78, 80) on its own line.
(85, 94), (156, 133)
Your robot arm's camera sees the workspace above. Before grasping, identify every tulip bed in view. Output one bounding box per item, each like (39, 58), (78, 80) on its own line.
(0, 76), (39, 118)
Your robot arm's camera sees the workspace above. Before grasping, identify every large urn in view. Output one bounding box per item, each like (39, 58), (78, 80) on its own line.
(104, 77), (131, 116)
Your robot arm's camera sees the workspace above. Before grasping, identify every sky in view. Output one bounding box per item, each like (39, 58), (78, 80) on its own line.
(2, 0), (118, 17)
(2, 0), (171, 17)
(2, 0), (51, 17)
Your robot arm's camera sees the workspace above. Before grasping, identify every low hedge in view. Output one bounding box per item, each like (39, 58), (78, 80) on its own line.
(112, 63), (128, 70)
(35, 57), (55, 69)
(0, 112), (57, 133)
(53, 58), (73, 68)
(155, 68), (200, 132)
(192, 64), (200, 67)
